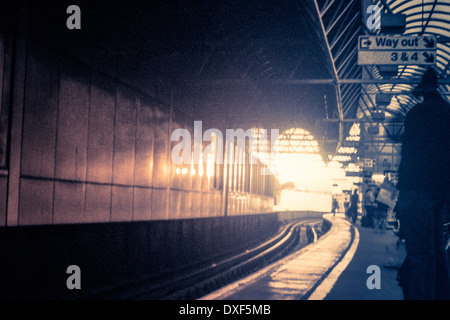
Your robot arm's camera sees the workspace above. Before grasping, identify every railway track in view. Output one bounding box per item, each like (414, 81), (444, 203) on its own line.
(126, 218), (326, 300)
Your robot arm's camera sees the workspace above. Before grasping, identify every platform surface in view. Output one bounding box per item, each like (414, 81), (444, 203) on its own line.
(201, 213), (406, 300)
(323, 214), (405, 300)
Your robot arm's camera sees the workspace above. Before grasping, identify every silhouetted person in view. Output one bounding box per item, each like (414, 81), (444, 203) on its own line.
(396, 68), (450, 300)
(331, 197), (338, 216)
(373, 200), (388, 234)
(364, 186), (377, 228)
(349, 189), (359, 223)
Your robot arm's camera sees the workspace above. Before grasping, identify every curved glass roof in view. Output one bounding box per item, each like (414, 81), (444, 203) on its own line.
(310, 0), (450, 162)
(373, 0), (450, 111)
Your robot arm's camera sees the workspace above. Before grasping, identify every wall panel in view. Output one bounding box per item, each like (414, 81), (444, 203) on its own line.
(86, 73), (115, 184)
(134, 98), (154, 187)
(210, 192), (222, 217)
(152, 108), (169, 188)
(151, 188), (167, 220)
(84, 183), (111, 223)
(111, 185), (133, 222)
(21, 42), (59, 178)
(112, 86), (136, 186)
(180, 190), (192, 219)
(55, 60), (90, 181)
(18, 178), (53, 225)
(0, 176), (6, 226)
(201, 192), (209, 218)
(133, 187), (152, 221)
(53, 181), (85, 224)
(190, 192), (201, 218)
(169, 190), (182, 219)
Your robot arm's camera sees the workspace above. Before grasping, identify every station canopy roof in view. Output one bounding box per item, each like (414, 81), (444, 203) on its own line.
(364, 0), (450, 114)
(305, 0), (450, 163)
(18, 0), (450, 161)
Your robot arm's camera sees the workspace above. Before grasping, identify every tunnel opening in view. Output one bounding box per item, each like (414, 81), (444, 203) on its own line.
(274, 128), (351, 213)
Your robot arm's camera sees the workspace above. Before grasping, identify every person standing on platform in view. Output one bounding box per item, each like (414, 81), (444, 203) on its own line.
(396, 68), (450, 300)
(363, 186), (377, 228)
(349, 189), (359, 224)
(331, 197), (338, 217)
(374, 201), (388, 234)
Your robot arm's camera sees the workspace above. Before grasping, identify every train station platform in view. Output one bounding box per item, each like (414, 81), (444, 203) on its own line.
(323, 214), (405, 300)
(202, 213), (406, 300)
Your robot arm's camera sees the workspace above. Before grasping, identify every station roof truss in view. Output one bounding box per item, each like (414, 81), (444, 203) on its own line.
(305, 0), (363, 153)
(306, 0), (450, 169)
(277, 128), (320, 154)
(76, 1), (450, 166)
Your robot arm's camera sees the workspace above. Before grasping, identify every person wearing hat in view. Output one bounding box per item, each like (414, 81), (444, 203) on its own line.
(396, 68), (450, 300)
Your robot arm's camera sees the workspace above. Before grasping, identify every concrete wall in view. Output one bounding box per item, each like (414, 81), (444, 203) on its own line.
(0, 37), (275, 226)
(0, 213), (282, 299)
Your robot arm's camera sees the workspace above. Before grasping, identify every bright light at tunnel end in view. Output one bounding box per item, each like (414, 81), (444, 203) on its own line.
(276, 128), (346, 187)
(170, 122), (349, 183)
(170, 121), (280, 176)
(170, 123), (350, 211)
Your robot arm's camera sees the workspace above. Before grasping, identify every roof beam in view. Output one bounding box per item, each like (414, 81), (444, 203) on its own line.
(188, 78), (450, 86)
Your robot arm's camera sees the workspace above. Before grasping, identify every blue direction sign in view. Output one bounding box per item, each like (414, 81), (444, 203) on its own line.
(358, 35), (437, 66)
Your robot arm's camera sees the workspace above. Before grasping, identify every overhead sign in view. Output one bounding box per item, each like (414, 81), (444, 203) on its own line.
(358, 35), (437, 66)
(362, 158), (375, 168)
(359, 35), (436, 50)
